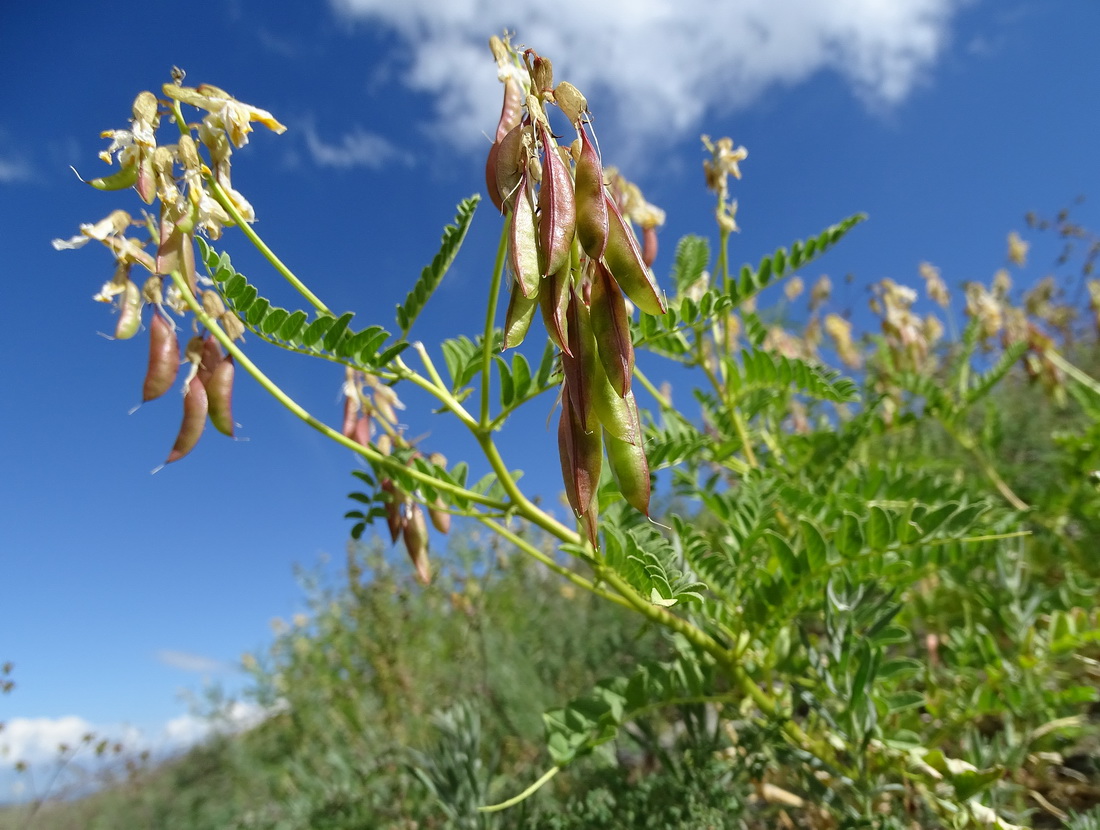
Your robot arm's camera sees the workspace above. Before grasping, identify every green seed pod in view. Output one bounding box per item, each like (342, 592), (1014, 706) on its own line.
(166, 375), (208, 463)
(403, 503), (431, 585)
(142, 310), (180, 402)
(509, 171), (541, 299)
(87, 163), (138, 192)
(114, 279), (142, 340)
(205, 355), (235, 437)
(537, 125), (576, 278)
(560, 289), (596, 432)
(503, 281), (539, 350)
(603, 194), (665, 316)
(589, 261), (634, 396)
(605, 423), (651, 516)
(574, 123), (608, 260)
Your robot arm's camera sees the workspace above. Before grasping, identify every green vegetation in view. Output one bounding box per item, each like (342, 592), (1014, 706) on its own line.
(18, 35), (1100, 830)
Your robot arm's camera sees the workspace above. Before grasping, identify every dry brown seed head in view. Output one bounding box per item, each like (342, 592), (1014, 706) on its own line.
(201, 289), (226, 318)
(141, 275), (164, 305)
(132, 91), (159, 125)
(554, 82), (587, 125)
(221, 312), (245, 342)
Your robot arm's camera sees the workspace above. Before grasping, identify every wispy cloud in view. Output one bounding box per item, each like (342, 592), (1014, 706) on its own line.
(155, 649), (234, 675)
(0, 702), (279, 802)
(0, 154), (32, 183)
(329, 0), (967, 155)
(301, 121), (412, 169)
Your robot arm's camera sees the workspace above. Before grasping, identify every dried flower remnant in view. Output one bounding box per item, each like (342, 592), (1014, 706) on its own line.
(919, 262), (950, 308)
(702, 134), (748, 235)
(1007, 231), (1029, 267)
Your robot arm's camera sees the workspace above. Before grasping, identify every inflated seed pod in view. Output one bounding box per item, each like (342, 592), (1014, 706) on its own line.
(539, 263), (572, 354)
(493, 122), (526, 210)
(166, 375), (208, 463)
(380, 479), (405, 544)
(403, 503), (431, 585)
(115, 279), (142, 340)
(560, 290), (595, 432)
(589, 261), (634, 397)
(537, 125), (576, 278)
(642, 225), (658, 268)
(557, 384), (601, 523)
(428, 498), (451, 534)
(196, 335), (223, 387)
(87, 163), (138, 192)
(509, 171), (541, 298)
(574, 123), (608, 260)
(341, 395), (358, 441)
(605, 427), (650, 516)
(503, 283), (538, 350)
(603, 194), (665, 316)
(142, 310), (180, 402)
(205, 354), (235, 437)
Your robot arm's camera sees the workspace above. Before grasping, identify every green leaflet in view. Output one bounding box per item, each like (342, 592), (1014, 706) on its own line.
(197, 237), (405, 370)
(395, 196), (479, 335)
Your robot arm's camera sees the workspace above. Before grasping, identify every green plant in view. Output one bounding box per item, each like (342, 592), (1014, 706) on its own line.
(51, 34), (1100, 828)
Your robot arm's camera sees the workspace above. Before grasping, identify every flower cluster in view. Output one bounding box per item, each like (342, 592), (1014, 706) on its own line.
(53, 79), (286, 464)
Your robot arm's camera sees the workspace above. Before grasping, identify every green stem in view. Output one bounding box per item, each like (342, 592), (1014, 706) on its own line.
(476, 433), (580, 544)
(480, 518), (632, 611)
(169, 270), (504, 510)
(204, 176), (333, 316)
(479, 766), (560, 813)
(480, 222), (510, 427)
(404, 345), (479, 431)
(1045, 348), (1100, 397)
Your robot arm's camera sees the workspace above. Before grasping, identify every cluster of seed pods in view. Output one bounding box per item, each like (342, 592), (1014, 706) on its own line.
(485, 40), (666, 546)
(342, 369), (450, 584)
(120, 277), (239, 465)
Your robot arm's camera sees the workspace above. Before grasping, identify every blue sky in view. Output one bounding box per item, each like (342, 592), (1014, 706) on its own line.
(1, 0), (1098, 800)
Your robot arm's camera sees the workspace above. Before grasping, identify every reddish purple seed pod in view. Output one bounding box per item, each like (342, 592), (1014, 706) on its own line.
(142, 311), (180, 402)
(205, 355), (235, 437)
(196, 336), (223, 387)
(166, 376), (208, 463)
(403, 504), (431, 585)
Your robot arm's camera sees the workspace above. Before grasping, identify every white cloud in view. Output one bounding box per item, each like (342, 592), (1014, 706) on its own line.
(0, 155), (32, 183)
(0, 716), (141, 765)
(302, 121), (412, 169)
(155, 649), (234, 675)
(329, 0), (967, 155)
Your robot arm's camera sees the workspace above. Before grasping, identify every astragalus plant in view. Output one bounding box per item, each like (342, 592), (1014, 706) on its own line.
(56, 34), (1100, 828)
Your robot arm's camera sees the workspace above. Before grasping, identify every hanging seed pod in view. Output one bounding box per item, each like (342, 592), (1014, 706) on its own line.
(380, 479), (405, 544)
(509, 171), (541, 298)
(503, 282), (539, 350)
(353, 415), (371, 447)
(539, 263), (572, 354)
(560, 290), (598, 433)
(589, 261), (634, 396)
(575, 123), (608, 260)
(142, 310), (180, 402)
(341, 394), (358, 440)
(115, 279), (142, 340)
(557, 384), (602, 523)
(403, 503), (431, 585)
(603, 194), (665, 316)
(642, 225), (659, 268)
(428, 498), (451, 534)
(205, 355), (235, 437)
(166, 375), (208, 463)
(537, 125), (576, 278)
(493, 122), (526, 210)
(605, 420), (651, 516)
(196, 336), (223, 387)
